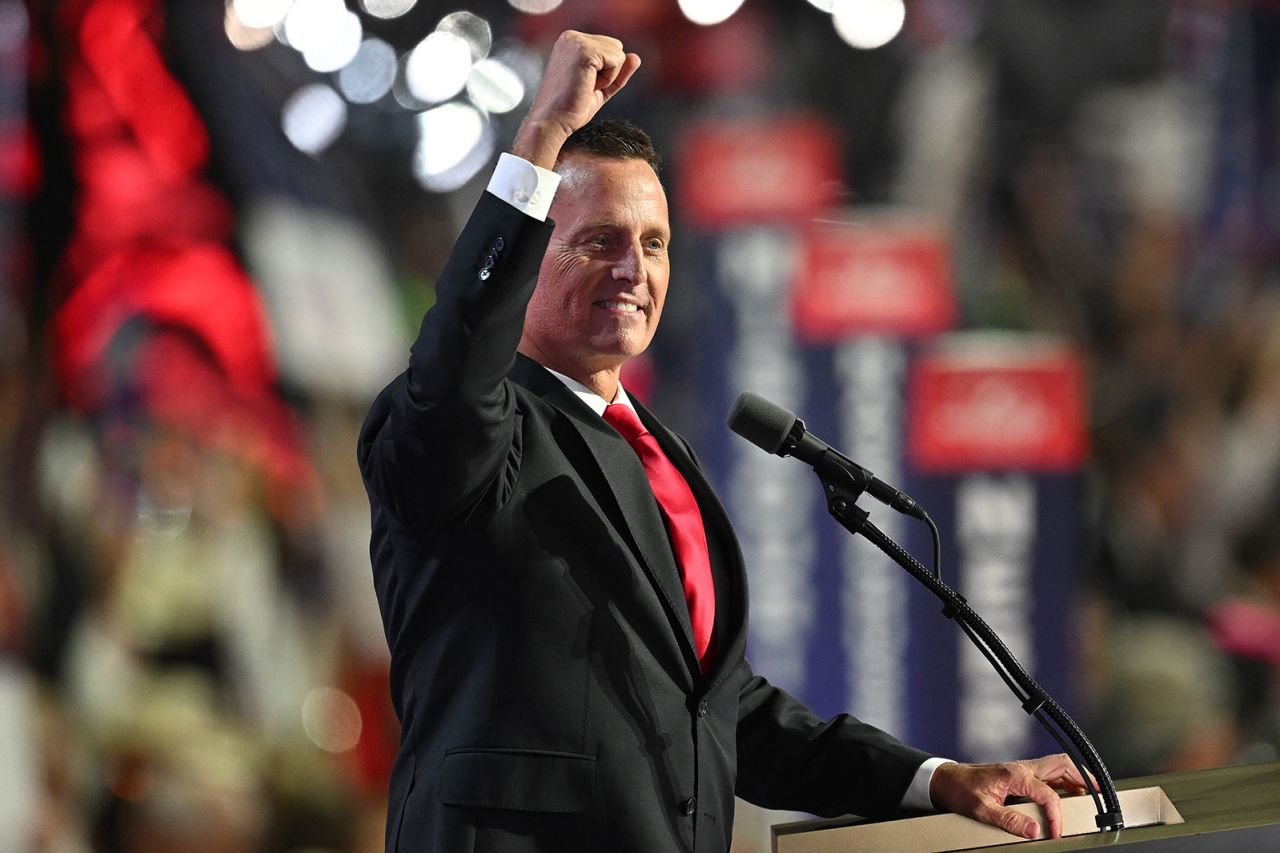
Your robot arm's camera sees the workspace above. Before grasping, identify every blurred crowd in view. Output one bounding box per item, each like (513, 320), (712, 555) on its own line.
(2, 1), (1280, 851)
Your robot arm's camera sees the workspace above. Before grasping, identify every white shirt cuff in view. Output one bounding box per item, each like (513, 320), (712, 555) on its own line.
(901, 757), (955, 812)
(486, 152), (561, 221)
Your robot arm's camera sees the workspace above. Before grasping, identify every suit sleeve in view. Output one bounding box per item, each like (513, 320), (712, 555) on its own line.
(734, 659), (934, 819)
(357, 191), (556, 527)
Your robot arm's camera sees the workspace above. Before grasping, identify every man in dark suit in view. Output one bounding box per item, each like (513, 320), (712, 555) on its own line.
(359, 30), (1087, 853)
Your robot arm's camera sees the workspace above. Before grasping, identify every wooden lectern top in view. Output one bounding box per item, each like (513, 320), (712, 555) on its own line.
(773, 761), (1280, 852)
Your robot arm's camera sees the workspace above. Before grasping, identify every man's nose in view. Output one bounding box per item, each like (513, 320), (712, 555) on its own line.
(612, 243), (646, 282)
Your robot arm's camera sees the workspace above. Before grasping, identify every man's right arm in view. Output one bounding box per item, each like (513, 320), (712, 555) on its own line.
(357, 32), (640, 527)
(356, 194), (553, 527)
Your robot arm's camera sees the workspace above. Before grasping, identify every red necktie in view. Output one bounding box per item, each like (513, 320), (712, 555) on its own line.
(603, 403), (716, 670)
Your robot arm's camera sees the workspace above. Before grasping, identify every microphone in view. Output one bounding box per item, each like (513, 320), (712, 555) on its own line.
(726, 391), (925, 520)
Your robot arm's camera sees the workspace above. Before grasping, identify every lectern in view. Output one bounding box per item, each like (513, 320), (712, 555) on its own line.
(772, 761), (1280, 852)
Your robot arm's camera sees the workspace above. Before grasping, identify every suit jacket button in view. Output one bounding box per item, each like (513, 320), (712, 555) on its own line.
(697, 700), (708, 718)
(680, 796), (696, 816)
(479, 268), (491, 281)
(493, 237), (505, 251)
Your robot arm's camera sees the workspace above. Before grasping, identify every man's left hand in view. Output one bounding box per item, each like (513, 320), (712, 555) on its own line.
(929, 754), (1091, 840)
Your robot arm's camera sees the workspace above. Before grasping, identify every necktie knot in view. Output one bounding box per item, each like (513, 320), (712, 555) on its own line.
(603, 403), (648, 444)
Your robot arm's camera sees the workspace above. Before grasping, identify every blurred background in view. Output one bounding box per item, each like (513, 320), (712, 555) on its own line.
(4, 0), (1280, 850)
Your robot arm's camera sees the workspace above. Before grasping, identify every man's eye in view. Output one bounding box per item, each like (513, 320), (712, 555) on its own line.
(646, 239), (666, 251)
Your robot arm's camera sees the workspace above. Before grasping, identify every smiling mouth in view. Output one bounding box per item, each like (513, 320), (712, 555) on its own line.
(595, 300), (641, 313)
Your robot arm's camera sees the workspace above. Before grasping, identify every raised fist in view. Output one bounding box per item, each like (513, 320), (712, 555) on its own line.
(512, 31), (641, 169)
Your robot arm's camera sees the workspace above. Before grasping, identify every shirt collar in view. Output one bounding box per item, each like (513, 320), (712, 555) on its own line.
(543, 367), (634, 417)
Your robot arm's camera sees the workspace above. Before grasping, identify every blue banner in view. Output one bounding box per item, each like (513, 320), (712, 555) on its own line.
(693, 231), (1083, 763)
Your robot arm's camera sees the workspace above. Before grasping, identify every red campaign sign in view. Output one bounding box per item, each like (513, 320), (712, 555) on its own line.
(907, 336), (1088, 472)
(792, 219), (955, 340)
(676, 114), (841, 229)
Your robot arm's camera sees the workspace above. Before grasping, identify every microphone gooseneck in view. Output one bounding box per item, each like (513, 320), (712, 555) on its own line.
(725, 389), (1125, 833)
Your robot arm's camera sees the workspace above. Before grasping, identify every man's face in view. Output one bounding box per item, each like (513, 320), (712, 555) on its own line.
(520, 153), (670, 382)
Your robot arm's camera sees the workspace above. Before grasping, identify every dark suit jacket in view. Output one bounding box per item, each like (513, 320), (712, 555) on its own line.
(358, 190), (933, 853)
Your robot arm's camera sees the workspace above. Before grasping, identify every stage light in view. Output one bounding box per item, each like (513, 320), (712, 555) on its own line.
(302, 9), (362, 73)
(490, 43), (544, 93)
(413, 102), (494, 192)
(832, 0), (905, 49)
(281, 83), (347, 155)
(337, 38), (397, 104)
(415, 102), (483, 176)
(361, 0), (417, 19)
(391, 52), (429, 109)
(438, 10), (491, 63)
(405, 30), (473, 104)
(232, 0), (293, 29)
(225, 5), (275, 51)
(283, 0), (347, 56)
(677, 0), (745, 26)
(507, 0), (564, 13)
(466, 58), (525, 114)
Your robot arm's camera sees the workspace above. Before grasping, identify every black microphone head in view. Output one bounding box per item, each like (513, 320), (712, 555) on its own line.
(727, 391), (798, 455)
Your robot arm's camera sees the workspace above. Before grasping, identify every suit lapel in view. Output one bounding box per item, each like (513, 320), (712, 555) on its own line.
(509, 356), (701, 677)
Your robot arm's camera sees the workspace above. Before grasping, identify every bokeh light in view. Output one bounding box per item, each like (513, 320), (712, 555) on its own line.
(466, 57), (525, 114)
(302, 9), (362, 73)
(360, 0), (418, 19)
(415, 102), (484, 176)
(677, 0), (746, 26)
(337, 37), (397, 104)
(405, 30), (474, 104)
(232, 0), (293, 30)
(489, 44), (544, 94)
(281, 83), (347, 155)
(413, 102), (494, 192)
(507, 0), (564, 13)
(301, 687), (363, 753)
(282, 0), (347, 56)
(438, 10), (492, 64)
(225, 5), (275, 51)
(832, 0), (906, 49)
(391, 52), (429, 110)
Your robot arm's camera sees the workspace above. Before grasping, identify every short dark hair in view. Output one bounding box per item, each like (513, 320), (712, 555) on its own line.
(557, 118), (661, 173)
